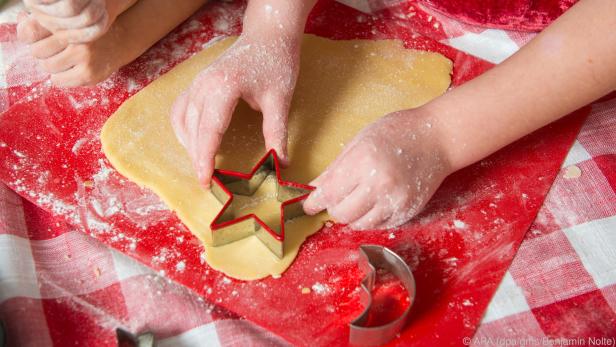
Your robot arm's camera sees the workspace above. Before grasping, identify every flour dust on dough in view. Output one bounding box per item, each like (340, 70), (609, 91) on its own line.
(101, 34), (452, 280)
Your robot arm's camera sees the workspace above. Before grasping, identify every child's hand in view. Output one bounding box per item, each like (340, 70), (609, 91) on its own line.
(23, 0), (136, 43)
(303, 109), (453, 230)
(170, 32), (300, 187)
(17, 13), (128, 86)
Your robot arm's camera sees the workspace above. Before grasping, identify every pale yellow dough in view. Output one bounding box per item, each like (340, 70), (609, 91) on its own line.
(101, 35), (452, 280)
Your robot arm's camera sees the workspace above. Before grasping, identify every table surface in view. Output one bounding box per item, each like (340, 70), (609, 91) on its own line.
(0, 0), (615, 346)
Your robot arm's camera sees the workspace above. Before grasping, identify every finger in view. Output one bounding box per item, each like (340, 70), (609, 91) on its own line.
(308, 138), (361, 186)
(24, 0), (61, 6)
(260, 92), (290, 165)
(183, 72), (224, 160)
(54, 19), (108, 43)
(194, 93), (239, 187)
(17, 15), (52, 44)
(32, 0), (91, 17)
(184, 101), (201, 164)
(39, 45), (81, 73)
(309, 171), (328, 188)
(328, 185), (375, 224)
(304, 163), (360, 215)
(308, 152), (347, 187)
(50, 62), (104, 87)
(170, 92), (190, 148)
(49, 65), (84, 87)
(349, 206), (392, 231)
(378, 213), (408, 230)
(30, 34), (67, 59)
(32, 1), (105, 31)
(17, 11), (29, 22)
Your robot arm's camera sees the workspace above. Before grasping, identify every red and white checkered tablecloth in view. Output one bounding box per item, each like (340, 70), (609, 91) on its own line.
(1, 0), (615, 346)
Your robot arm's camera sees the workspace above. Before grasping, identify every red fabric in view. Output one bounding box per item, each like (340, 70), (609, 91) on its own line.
(419, 0), (578, 31)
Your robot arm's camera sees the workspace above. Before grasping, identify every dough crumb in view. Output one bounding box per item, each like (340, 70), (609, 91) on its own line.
(301, 287), (311, 294)
(563, 165), (582, 179)
(272, 274), (281, 279)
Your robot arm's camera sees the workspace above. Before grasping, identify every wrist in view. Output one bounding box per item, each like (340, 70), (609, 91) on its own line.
(107, 0), (138, 23)
(242, 0), (313, 43)
(418, 100), (473, 173)
(103, 18), (135, 69)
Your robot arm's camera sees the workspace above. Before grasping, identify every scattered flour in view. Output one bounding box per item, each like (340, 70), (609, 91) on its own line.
(311, 282), (331, 295)
(176, 261), (186, 272)
(453, 220), (467, 229)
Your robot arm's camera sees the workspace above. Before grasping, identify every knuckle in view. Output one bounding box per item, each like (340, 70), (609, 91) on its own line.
(197, 69), (223, 83)
(82, 9), (96, 24)
(60, 1), (79, 16)
(377, 174), (395, 189)
(17, 28), (33, 43)
(18, 21), (41, 43)
(40, 57), (58, 72)
(35, 13), (56, 28)
(263, 125), (285, 140)
(332, 209), (352, 224)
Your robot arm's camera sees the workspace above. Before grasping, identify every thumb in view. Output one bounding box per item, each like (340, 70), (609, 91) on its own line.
(17, 11), (28, 22)
(260, 92), (290, 166)
(16, 13), (52, 44)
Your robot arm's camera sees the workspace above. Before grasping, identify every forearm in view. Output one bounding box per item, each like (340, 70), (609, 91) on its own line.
(110, 0), (207, 66)
(242, 0), (318, 41)
(108, 0), (139, 22)
(430, 0), (616, 171)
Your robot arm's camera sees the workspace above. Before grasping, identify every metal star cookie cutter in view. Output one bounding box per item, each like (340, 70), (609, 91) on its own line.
(209, 149), (314, 259)
(350, 245), (416, 346)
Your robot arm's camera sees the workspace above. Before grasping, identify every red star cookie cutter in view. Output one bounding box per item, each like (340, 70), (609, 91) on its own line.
(209, 150), (314, 258)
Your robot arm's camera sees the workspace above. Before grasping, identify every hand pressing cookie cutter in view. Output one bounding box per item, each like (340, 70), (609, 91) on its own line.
(210, 149), (314, 259)
(350, 245), (416, 346)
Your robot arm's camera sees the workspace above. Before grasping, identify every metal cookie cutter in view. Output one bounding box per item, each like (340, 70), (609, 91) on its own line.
(210, 149), (314, 259)
(350, 245), (416, 346)
(116, 328), (154, 347)
(1, 320), (5, 347)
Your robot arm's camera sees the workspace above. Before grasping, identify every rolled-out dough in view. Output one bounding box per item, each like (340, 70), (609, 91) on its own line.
(101, 34), (452, 280)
